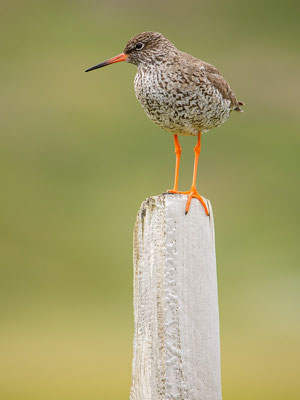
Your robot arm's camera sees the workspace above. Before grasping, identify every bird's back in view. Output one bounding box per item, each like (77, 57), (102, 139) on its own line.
(180, 51), (243, 111)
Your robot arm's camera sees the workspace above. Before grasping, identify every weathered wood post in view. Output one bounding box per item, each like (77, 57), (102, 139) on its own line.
(130, 193), (222, 400)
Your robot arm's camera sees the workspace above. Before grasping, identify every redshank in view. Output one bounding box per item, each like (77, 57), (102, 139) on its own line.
(86, 32), (243, 215)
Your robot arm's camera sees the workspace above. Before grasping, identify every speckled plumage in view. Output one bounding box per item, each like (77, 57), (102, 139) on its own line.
(85, 31), (244, 215)
(124, 32), (243, 136)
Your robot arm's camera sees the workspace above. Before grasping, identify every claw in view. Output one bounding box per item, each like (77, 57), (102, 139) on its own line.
(167, 188), (209, 216)
(184, 188), (209, 215)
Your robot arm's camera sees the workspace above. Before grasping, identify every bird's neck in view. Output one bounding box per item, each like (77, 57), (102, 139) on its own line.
(137, 51), (180, 71)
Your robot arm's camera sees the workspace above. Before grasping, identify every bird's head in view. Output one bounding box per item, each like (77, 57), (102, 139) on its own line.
(123, 32), (176, 66)
(85, 32), (176, 72)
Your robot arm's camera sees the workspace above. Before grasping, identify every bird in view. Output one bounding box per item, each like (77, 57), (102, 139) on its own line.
(85, 31), (243, 215)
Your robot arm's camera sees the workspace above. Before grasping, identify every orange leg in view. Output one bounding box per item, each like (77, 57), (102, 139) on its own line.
(168, 134), (182, 192)
(182, 132), (209, 215)
(168, 132), (209, 216)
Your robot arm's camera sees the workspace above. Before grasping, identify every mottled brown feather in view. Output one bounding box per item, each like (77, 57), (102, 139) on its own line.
(179, 51), (242, 110)
(205, 72), (240, 110)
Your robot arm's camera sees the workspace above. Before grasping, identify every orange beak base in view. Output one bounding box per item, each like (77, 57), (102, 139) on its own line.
(85, 53), (128, 72)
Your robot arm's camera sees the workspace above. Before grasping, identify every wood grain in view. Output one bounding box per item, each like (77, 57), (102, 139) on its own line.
(130, 193), (222, 400)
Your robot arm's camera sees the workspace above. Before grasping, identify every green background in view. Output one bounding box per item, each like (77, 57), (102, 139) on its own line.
(0, 0), (299, 399)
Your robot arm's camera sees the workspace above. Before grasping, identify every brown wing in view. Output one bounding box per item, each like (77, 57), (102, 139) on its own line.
(198, 60), (221, 75)
(205, 71), (242, 110)
(195, 61), (243, 110)
(179, 52), (244, 111)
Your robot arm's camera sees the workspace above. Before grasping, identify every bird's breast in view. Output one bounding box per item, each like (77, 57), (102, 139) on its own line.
(134, 67), (170, 110)
(134, 66), (231, 135)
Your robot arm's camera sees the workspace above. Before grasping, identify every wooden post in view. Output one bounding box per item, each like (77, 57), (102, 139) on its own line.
(130, 193), (222, 400)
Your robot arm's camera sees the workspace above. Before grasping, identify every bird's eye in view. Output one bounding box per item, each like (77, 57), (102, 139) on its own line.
(135, 42), (144, 50)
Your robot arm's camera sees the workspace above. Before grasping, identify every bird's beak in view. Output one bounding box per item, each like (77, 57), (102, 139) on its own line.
(85, 53), (128, 72)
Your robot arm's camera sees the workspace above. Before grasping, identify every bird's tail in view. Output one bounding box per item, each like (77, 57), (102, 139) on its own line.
(234, 101), (245, 112)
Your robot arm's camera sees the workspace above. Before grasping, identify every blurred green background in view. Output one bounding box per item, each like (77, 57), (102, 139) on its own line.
(0, 0), (299, 399)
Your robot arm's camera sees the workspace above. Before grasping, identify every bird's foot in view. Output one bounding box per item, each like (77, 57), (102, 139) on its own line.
(183, 188), (209, 216)
(167, 187), (209, 216)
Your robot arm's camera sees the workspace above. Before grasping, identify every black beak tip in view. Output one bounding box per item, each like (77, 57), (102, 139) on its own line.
(84, 62), (106, 73)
